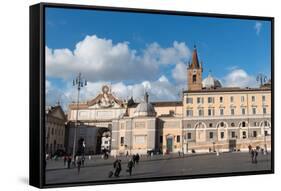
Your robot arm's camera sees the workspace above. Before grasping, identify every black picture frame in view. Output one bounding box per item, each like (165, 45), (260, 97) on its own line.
(30, 2), (274, 188)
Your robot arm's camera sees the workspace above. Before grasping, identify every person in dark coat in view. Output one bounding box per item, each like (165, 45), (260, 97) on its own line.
(135, 153), (140, 164)
(64, 155), (67, 166)
(67, 156), (71, 169)
(132, 154), (136, 165)
(127, 159), (134, 176)
(251, 149), (255, 163)
(254, 149), (258, 163)
(77, 158), (82, 175)
(113, 159), (122, 177)
(81, 156), (85, 167)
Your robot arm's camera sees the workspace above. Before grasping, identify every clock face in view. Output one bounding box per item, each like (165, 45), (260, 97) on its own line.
(102, 85), (109, 94)
(193, 69), (197, 74)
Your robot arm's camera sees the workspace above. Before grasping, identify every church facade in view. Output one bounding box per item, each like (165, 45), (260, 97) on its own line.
(66, 47), (271, 156)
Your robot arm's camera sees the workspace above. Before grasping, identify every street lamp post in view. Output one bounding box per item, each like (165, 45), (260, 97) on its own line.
(71, 72), (87, 163)
(262, 103), (267, 155)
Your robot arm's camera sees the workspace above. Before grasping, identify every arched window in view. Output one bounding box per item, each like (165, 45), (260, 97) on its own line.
(216, 121), (228, 128)
(192, 75), (196, 83)
(242, 121), (246, 127)
(195, 122), (206, 129)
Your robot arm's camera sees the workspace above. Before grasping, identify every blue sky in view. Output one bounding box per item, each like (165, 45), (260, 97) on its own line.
(45, 7), (271, 106)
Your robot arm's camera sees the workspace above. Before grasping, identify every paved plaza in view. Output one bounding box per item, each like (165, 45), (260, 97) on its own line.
(45, 152), (271, 184)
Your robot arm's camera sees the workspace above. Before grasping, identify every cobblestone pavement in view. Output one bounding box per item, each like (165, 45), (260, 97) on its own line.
(45, 152), (271, 185)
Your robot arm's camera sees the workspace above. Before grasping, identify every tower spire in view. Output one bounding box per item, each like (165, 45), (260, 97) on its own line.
(190, 45), (200, 69)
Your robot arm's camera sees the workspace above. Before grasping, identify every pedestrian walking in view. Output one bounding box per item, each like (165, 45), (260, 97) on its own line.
(63, 155), (67, 166)
(251, 149), (255, 163)
(77, 158), (82, 175)
(132, 154), (136, 164)
(248, 144), (252, 153)
(113, 159), (122, 177)
(127, 159), (134, 176)
(81, 156), (85, 167)
(126, 151), (129, 158)
(178, 151), (181, 157)
(135, 153), (140, 164)
(254, 149), (258, 163)
(67, 156), (71, 169)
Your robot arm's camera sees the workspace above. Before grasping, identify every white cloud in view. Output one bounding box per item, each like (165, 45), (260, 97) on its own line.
(46, 35), (191, 83)
(172, 62), (187, 82)
(143, 41), (191, 65)
(46, 80), (51, 93)
(223, 69), (258, 88)
(254, 22), (262, 35)
(49, 75), (183, 110)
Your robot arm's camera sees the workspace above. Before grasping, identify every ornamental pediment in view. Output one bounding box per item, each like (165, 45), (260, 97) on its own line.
(87, 85), (124, 109)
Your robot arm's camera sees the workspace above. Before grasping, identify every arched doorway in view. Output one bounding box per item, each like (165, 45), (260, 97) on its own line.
(96, 128), (111, 154)
(166, 134), (174, 153)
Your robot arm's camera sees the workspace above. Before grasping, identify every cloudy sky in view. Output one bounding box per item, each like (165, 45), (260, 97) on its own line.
(45, 7), (271, 109)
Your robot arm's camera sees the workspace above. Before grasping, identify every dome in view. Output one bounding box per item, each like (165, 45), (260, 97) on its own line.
(202, 73), (222, 89)
(134, 92), (156, 117)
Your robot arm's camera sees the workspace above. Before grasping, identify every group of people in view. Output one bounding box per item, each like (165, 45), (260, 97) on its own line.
(109, 153), (140, 178)
(63, 154), (85, 174)
(248, 145), (260, 164)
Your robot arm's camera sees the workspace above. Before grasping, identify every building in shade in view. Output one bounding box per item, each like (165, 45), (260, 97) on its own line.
(45, 104), (67, 155)
(66, 47), (271, 155)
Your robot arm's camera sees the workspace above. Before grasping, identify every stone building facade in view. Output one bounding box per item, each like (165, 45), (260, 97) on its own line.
(45, 105), (67, 155)
(66, 47), (272, 155)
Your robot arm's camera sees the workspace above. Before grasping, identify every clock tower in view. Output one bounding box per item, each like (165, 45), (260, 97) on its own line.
(187, 45), (203, 91)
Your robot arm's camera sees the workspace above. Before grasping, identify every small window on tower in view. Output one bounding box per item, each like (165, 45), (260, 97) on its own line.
(192, 75), (196, 83)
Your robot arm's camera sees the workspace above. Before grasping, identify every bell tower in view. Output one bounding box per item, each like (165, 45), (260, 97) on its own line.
(187, 45), (203, 91)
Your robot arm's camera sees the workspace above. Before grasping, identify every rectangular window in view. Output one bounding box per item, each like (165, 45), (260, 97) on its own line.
(230, 96), (234, 102)
(120, 137), (124, 145)
(252, 108), (256, 115)
(208, 97), (214, 103)
(231, 108), (235, 115)
(252, 96), (255, 102)
(208, 109), (211, 116)
(253, 131), (257, 138)
(264, 131), (268, 136)
(241, 96), (245, 102)
(209, 132), (214, 139)
(263, 107), (267, 114)
(220, 97), (223, 103)
(220, 132), (224, 139)
(220, 109), (224, 116)
(177, 135), (180, 143)
(186, 97), (193, 104)
(197, 97), (204, 104)
(198, 109), (204, 116)
(262, 95), (266, 102)
(231, 131), (236, 138)
(186, 110), (193, 117)
(241, 108), (246, 115)
(208, 109), (212, 116)
(160, 136), (163, 143)
(242, 131), (247, 139)
(187, 133), (192, 139)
